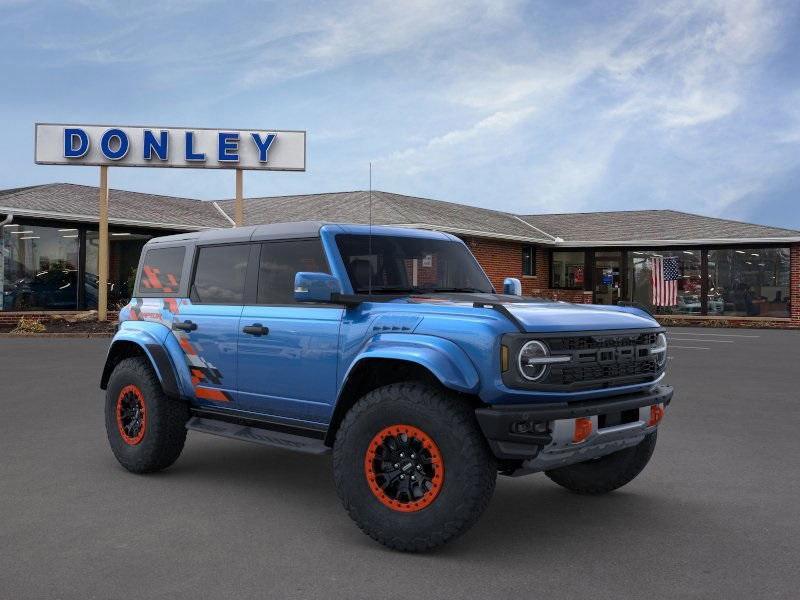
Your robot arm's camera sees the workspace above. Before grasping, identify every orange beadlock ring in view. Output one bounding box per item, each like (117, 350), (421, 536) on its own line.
(364, 424), (444, 512)
(116, 384), (147, 446)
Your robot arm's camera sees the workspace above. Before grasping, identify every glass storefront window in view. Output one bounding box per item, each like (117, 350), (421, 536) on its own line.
(1, 223), (80, 310)
(707, 248), (790, 318)
(551, 251), (585, 289)
(85, 229), (152, 309)
(627, 249), (702, 314)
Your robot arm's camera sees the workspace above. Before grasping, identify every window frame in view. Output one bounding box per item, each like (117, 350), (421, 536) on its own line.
(522, 245), (537, 277)
(549, 249), (588, 290)
(187, 241), (254, 305)
(252, 237), (336, 307)
(136, 245), (189, 299)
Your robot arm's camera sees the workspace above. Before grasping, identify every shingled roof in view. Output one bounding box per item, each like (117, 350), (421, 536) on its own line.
(2, 183), (798, 244)
(520, 209), (800, 245)
(0, 183), (227, 230)
(215, 190), (553, 243)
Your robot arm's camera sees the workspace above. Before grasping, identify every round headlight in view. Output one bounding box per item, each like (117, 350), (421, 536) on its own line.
(518, 340), (550, 381)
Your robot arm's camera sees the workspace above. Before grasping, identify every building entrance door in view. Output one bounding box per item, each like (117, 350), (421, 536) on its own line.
(593, 251), (622, 305)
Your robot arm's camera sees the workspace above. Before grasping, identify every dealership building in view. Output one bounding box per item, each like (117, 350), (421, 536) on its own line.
(1, 182), (798, 328)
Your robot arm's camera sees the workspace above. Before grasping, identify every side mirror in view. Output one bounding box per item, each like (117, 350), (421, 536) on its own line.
(294, 272), (343, 303)
(503, 277), (522, 296)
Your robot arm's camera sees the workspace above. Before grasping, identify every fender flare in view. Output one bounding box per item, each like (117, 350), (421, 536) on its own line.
(100, 325), (183, 400)
(340, 333), (480, 396)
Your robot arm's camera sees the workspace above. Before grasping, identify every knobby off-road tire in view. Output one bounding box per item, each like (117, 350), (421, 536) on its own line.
(105, 357), (189, 474)
(545, 431), (658, 495)
(333, 382), (497, 552)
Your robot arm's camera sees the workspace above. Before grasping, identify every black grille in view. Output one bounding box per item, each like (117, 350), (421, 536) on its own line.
(556, 358), (659, 386)
(547, 332), (658, 352)
(543, 332), (662, 389)
(501, 329), (665, 392)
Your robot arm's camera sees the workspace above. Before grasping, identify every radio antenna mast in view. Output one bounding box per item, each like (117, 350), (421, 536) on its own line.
(368, 162), (373, 295)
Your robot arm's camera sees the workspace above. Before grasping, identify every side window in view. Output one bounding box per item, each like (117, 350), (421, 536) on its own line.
(257, 239), (330, 304)
(522, 245), (536, 276)
(190, 244), (250, 304)
(138, 246), (185, 296)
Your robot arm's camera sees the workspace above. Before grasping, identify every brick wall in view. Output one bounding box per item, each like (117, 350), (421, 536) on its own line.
(791, 244), (800, 324)
(462, 236), (593, 304)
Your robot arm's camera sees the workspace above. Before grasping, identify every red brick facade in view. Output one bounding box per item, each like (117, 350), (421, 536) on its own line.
(463, 236), (800, 329)
(462, 236), (593, 304)
(791, 244), (800, 324)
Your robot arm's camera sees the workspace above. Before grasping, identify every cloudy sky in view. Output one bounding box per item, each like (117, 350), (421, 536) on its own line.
(1, 0), (798, 228)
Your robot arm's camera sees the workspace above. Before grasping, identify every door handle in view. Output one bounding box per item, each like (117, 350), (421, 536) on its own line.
(242, 323), (269, 336)
(173, 320), (198, 332)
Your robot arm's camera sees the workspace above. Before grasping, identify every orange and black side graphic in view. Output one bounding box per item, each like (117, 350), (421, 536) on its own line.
(121, 297), (232, 403)
(140, 266), (180, 294)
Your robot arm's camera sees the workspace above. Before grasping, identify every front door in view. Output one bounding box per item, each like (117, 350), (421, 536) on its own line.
(178, 243), (251, 406)
(593, 251), (622, 305)
(237, 239), (343, 425)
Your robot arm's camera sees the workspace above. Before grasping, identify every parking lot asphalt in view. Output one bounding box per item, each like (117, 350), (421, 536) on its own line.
(1, 327), (799, 600)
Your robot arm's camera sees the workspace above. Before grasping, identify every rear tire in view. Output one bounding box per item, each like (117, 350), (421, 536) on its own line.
(333, 382), (496, 552)
(105, 357), (188, 473)
(545, 432), (657, 495)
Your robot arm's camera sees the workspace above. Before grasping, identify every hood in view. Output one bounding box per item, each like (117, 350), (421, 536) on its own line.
(403, 293), (658, 332)
(503, 302), (658, 332)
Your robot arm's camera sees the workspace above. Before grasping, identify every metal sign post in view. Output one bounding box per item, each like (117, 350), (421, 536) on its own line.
(98, 166), (109, 320)
(34, 123), (306, 319)
(235, 169), (244, 227)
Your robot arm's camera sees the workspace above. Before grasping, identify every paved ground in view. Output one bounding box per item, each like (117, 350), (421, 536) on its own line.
(1, 327), (798, 599)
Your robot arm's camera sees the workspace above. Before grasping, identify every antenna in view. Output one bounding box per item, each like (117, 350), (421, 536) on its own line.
(368, 162), (373, 295)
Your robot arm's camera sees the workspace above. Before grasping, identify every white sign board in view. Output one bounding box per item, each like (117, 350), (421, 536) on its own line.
(34, 123), (306, 171)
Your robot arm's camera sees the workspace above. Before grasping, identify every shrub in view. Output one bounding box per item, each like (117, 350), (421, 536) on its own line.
(10, 316), (46, 334)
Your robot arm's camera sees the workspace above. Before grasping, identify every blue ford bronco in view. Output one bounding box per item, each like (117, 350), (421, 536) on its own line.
(102, 222), (672, 551)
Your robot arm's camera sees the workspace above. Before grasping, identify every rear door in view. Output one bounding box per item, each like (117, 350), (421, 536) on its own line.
(177, 243), (253, 406)
(237, 239), (343, 424)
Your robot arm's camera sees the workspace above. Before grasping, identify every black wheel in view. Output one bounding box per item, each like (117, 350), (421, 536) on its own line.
(545, 432), (658, 495)
(333, 382), (497, 552)
(105, 357), (189, 474)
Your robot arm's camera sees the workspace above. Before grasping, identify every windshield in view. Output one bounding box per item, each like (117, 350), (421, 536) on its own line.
(335, 234), (494, 294)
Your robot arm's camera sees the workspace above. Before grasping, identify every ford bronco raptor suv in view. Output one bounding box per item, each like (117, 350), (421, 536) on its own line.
(102, 222), (672, 551)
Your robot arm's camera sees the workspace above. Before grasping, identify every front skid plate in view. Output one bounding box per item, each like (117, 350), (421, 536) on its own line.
(186, 417), (331, 455)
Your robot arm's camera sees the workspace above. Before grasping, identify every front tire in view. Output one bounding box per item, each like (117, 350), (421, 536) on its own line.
(105, 357), (189, 474)
(333, 382), (497, 552)
(545, 432), (658, 495)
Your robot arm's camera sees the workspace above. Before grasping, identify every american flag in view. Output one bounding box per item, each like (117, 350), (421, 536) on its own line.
(651, 256), (679, 306)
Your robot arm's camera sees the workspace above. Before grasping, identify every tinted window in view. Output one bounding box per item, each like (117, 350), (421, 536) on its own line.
(551, 251), (585, 290)
(522, 245), (536, 276)
(138, 246), (185, 296)
(190, 244), (250, 304)
(2, 223), (80, 310)
(335, 234), (492, 294)
(257, 240), (329, 304)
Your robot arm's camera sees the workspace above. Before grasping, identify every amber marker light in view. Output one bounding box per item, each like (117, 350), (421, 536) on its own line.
(573, 418), (593, 443)
(648, 404), (665, 427)
(501, 345), (509, 372)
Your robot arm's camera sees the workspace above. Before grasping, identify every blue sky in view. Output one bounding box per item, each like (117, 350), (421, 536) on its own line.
(1, 0), (799, 228)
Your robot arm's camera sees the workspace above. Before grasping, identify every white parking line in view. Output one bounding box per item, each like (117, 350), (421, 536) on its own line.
(669, 345), (710, 350)
(669, 337), (733, 343)
(667, 332), (760, 338)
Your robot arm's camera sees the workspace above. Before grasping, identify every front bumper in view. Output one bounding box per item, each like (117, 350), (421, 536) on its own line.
(475, 384), (673, 473)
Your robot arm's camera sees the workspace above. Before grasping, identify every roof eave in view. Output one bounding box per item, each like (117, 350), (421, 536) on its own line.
(387, 222), (551, 244)
(0, 206), (213, 231)
(552, 237), (800, 246)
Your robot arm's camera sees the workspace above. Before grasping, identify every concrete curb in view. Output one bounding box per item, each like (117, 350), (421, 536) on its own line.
(0, 332), (113, 338)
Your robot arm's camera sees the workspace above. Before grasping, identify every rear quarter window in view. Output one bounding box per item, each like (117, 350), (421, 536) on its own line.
(138, 246), (186, 296)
